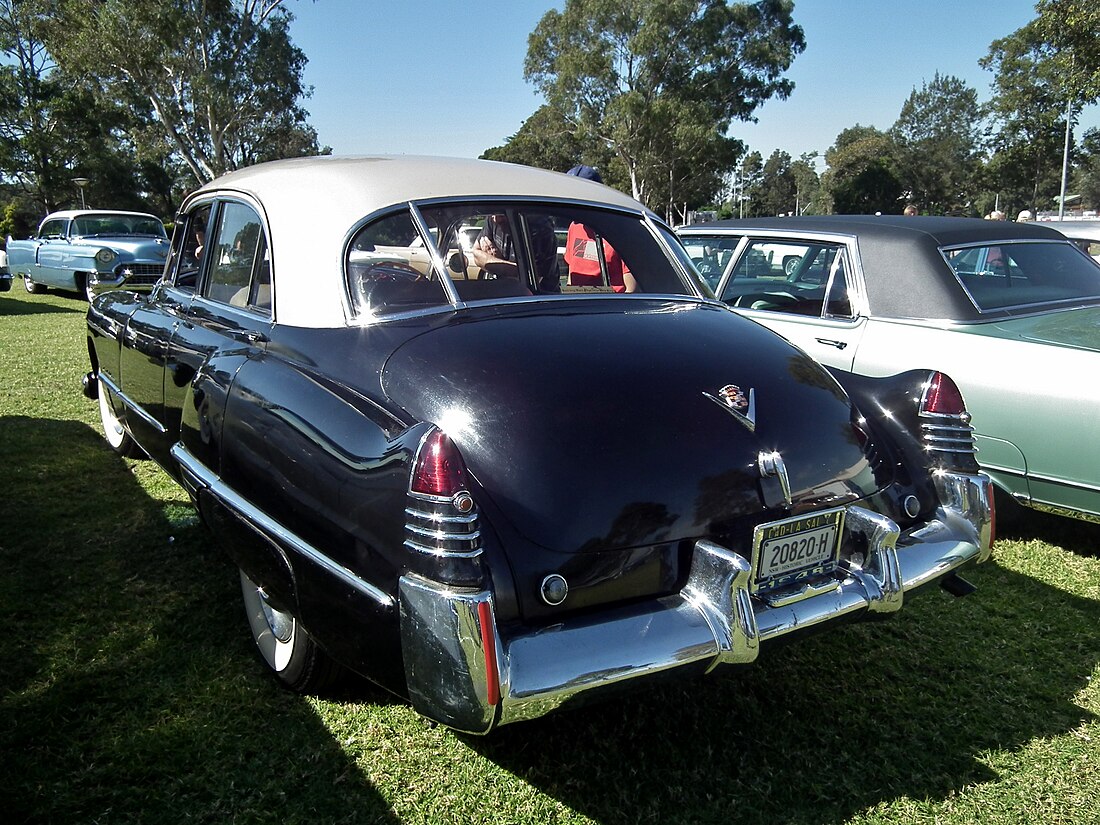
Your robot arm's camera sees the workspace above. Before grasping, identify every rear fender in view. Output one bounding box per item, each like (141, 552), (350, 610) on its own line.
(829, 367), (982, 479)
(178, 351), (252, 478)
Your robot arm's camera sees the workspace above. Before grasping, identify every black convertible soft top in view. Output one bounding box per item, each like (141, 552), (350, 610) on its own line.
(688, 215), (1072, 321)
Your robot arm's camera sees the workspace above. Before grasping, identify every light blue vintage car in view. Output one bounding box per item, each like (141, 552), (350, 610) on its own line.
(7, 209), (169, 300)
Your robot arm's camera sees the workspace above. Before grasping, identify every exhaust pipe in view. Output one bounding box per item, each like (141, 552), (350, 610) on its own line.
(940, 573), (976, 597)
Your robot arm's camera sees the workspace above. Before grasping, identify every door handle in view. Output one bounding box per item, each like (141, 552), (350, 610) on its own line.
(815, 338), (848, 350)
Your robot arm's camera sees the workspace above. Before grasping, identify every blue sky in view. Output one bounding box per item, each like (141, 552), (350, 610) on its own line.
(288, 0), (1099, 166)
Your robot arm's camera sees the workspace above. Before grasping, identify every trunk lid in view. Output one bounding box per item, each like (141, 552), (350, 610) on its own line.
(983, 305), (1100, 352)
(382, 299), (883, 555)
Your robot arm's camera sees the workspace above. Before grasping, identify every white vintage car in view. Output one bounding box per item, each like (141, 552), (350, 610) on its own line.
(680, 215), (1100, 525)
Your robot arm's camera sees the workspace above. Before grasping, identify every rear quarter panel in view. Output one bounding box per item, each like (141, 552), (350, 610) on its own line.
(209, 329), (424, 693)
(5, 238), (37, 271)
(852, 317), (1100, 515)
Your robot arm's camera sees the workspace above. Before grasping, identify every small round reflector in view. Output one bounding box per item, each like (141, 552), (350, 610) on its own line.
(540, 574), (569, 606)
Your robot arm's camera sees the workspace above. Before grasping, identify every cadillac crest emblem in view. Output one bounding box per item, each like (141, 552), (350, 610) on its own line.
(703, 384), (757, 432)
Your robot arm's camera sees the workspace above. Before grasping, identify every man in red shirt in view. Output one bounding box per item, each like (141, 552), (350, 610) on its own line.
(563, 166), (637, 293)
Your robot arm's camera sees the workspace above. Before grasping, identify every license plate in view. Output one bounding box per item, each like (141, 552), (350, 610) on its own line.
(752, 508), (844, 591)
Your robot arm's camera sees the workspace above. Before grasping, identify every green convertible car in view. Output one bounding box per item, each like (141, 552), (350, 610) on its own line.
(679, 215), (1100, 525)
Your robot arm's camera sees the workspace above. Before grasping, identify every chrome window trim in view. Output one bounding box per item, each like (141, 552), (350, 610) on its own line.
(408, 201), (461, 305)
(97, 371), (167, 434)
(688, 230), (870, 319)
(179, 191), (276, 321)
(171, 442), (394, 608)
(187, 292), (277, 326)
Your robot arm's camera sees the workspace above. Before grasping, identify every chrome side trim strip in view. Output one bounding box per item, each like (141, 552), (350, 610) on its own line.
(1022, 499), (1100, 525)
(97, 372), (168, 434)
(170, 443), (393, 608)
(1026, 471), (1100, 495)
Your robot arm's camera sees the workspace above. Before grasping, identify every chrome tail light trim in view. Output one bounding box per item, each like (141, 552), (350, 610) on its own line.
(403, 490), (483, 559)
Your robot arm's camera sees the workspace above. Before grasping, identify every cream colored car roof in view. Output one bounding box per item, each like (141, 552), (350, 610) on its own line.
(187, 155), (651, 327)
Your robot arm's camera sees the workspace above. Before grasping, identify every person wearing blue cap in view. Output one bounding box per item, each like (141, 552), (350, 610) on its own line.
(566, 164), (603, 183)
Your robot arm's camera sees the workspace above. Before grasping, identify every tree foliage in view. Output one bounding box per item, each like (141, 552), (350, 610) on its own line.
(822, 126), (903, 215)
(482, 105), (609, 179)
(1074, 127), (1100, 210)
(891, 73), (982, 214)
(0, 0), (151, 219)
(745, 149), (821, 216)
(523, 0), (804, 218)
(979, 5), (1097, 215)
(46, 0), (322, 186)
(1032, 0), (1100, 105)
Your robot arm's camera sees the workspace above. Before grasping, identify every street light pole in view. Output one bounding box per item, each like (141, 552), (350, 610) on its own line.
(1058, 95), (1073, 221)
(72, 177), (89, 209)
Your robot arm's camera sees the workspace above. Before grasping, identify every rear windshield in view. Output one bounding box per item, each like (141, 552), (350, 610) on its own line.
(943, 241), (1100, 312)
(346, 201), (699, 320)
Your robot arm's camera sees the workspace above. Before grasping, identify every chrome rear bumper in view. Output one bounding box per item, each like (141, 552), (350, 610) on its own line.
(399, 471), (994, 733)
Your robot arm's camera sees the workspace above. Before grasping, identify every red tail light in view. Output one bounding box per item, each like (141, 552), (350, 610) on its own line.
(411, 429), (467, 496)
(921, 371), (966, 416)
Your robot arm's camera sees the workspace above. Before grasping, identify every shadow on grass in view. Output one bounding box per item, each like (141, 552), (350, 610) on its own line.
(0, 292), (84, 315)
(996, 497), (1100, 557)
(4, 413), (1098, 824)
(0, 415), (401, 824)
(470, 542), (1100, 823)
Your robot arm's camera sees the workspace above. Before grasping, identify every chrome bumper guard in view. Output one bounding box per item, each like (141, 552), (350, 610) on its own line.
(399, 471), (994, 733)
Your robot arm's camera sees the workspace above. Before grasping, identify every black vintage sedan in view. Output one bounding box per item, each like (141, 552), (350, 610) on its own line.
(84, 157), (993, 733)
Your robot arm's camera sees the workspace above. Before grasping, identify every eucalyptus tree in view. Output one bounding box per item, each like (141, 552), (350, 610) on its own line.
(47, 0), (322, 186)
(482, 104), (609, 179)
(0, 0), (128, 217)
(789, 152), (822, 215)
(981, 0), (1100, 215)
(730, 150), (763, 218)
(746, 149), (794, 217)
(822, 125), (904, 215)
(750, 149), (820, 216)
(891, 73), (983, 214)
(524, 0), (805, 219)
(1075, 128), (1100, 211)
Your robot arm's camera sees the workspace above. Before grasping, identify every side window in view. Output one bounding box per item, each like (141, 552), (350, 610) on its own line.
(562, 222), (636, 293)
(39, 219), (66, 239)
(347, 210), (449, 317)
(165, 204), (212, 293)
(721, 239), (846, 317)
(203, 202), (270, 315)
(823, 253), (855, 318)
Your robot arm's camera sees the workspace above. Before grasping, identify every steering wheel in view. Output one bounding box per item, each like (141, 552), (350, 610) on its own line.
(373, 260), (425, 281)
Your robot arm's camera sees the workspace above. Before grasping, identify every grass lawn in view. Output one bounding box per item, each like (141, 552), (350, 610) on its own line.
(2, 286), (1098, 825)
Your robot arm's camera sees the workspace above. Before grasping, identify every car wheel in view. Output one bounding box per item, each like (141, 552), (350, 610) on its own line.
(98, 384), (143, 458)
(24, 275), (45, 294)
(783, 256), (802, 278)
(80, 273), (96, 302)
(240, 569), (342, 693)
